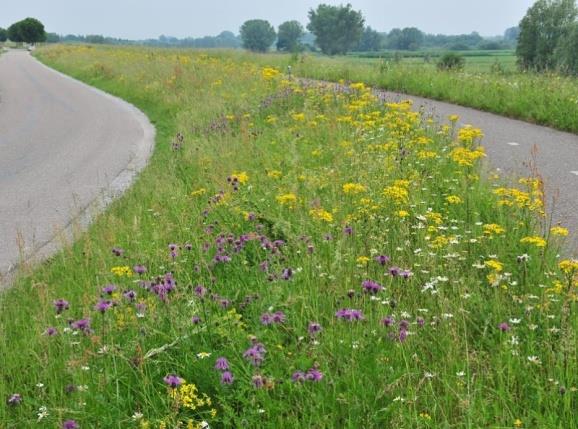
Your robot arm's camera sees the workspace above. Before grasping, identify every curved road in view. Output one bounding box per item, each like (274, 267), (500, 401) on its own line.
(0, 50), (155, 286)
(373, 89), (578, 255)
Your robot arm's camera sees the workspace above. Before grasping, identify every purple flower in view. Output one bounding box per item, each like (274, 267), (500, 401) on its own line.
(400, 269), (413, 279)
(133, 264), (147, 275)
(194, 285), (207, 298)
(184, 243), (193, 251)
(375, 255), (390, 265)
(163, 374), (182, 388)
(220, 371), (234, 385)
(399, 329), (408, 342)
(71, 318), (91, 333)
(112, 247), (124, 256)
(44, 327), (58, 336)
(53, 299), (70, 314)
(343, 225), (353, 236)
(168, 243), (178, 251)
(306, 368), (323, 382)
(389, 267), (400, 277)
(417, 317), (425, 327)
(291, 371), (306, 383)
(335, 308), (364, 321)
(260, 313), (273, 325)
(499, 322), (510, 332)
(308, 322), (322, 335)
(243, 344), (265, 366)
(62, 420), (79, 429)
(381, 316), (394, 327)
(7, 393), (22, 406)
(281, 268), (293, 280)
(361, 279), (383, 294)
(94, 300), (113, 314)
(399, 319), (410, 330)
(191, 315), (202, 324)
(261, 311), (285, 325)
(102, 284), (116, 295)
(252, 375), (265, 388)
(214, 357), (230, 371)
(123, 290), (137, 301)
(272, 311), (286, 323)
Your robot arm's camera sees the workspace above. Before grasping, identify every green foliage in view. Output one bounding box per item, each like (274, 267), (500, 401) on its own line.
(504, 26), (520, 42)
(386, 27), (425, 50)
(307, 3), (364, 55)
(240, 19), (276, 53)
(516, 0), (577, 71)
(7, 17), (46, 44)
(437, 52), (466, 71)
(276, 20), (304, 52)
(356, 26), (383, 51)
(45, 32), (61, 43)
(0, 27), (7, 42)
(555, 22), (578, 74)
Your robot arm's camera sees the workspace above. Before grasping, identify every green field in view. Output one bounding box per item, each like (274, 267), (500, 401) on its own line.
(1, 45), (577, 428)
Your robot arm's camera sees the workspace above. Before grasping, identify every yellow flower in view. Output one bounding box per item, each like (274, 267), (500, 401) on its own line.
(559, 259), (578, 274)
(485, 260), (504, 272)
(309, 208), (334, 222)
(448, 114), (460, 122)
(520, 236), (547, 248)
(483, 224), (505, 235)
(356, 256), (370, 265)
(267, 170), (282, 179)
(276, 193), (297, 207)
(261, 67), (280, 80)
(343, 183), (367, 194)
(111, 266), (133, 277)
(232, 171), (249, 184)
(383, 185), (409, 204)
(446, 195), (462, 204)
(291, 112), (305, 121)
(418, 150), (437, 159)
(190, 188), (206, 197)
(450, 147), (486, 167)
(457, 125), (484, 143)
(550, 226), (569, 237)
(514, 419), (523, 428)
(396, 210), (409, 218)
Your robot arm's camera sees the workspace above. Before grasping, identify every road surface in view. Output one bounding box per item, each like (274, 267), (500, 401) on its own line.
(0, 50), (155, 286)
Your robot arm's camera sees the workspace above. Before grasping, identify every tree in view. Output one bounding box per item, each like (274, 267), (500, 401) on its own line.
(504, 26), (520, 41)
(357, 26), (382, 51)
(555, 22), (578, 73)
(307, 3), (365, 55)
(8, 18), (46, 44)
(386, 27), (425, 50)
(45, 32), (61, 43)
(277, 20), (304, 52)
(0, 28), (7, 42)
(240, 19), (276, 52)
(516, 0), (577, 71)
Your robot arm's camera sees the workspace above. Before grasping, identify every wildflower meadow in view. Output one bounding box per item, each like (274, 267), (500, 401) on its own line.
(1, 45), (577, 428)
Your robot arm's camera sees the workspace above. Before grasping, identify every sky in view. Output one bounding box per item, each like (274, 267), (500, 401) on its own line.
(1, 0), (537, 40)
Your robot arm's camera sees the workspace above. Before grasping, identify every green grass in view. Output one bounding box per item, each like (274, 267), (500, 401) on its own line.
(251, 51), (578, 133)
(1, 45), (577, 429)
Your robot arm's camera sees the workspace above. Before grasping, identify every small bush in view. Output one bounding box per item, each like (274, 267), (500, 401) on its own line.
(437, 52), (465, 71)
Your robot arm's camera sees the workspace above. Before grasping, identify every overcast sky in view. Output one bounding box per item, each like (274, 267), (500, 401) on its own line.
(1, 0), (536, 39)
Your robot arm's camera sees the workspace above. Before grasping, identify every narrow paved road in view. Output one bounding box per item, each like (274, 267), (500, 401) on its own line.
(372, 88), (578, 255)
(0, 50), (154, 285)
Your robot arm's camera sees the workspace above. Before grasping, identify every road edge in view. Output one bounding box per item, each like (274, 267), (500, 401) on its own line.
(0, 52), (156, 290)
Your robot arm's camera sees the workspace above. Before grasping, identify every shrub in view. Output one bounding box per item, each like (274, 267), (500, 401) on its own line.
(437, 53), (465, 71)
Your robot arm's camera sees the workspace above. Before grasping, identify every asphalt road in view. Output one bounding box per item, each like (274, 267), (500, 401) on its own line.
(0, 50), (155, 286)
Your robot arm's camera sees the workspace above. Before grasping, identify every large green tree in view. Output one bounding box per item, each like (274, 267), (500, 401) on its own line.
(8, 17), (46, 43)
(357, 26), (382, 51)
(555, 22), (578, 73)
(307, 3), (365, 55)
(240, 19), (276, 53)
(516, 0), (577, 71)
(386, 27), (424, 50)
(277, 20), (304, 52)
(0, 28), (8, 42)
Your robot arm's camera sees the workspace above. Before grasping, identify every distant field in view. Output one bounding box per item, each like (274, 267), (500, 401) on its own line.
(1, 45), (576, 428)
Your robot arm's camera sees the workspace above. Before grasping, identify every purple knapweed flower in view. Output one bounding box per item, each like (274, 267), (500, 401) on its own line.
(308, 322), (322, 335)
(215, 357), (230, 371)
(417, 317), (425, 327)
(399, 320), (410, 330)
(306, 368), (323, 382)
(281, 268), (293, 280)
(291, 371), (306, 383)
(375, 255), (391, 265)
(112, 247), (123, 257)
(101, 284), (116, 295)
(62, 420), (79, 429)
(399, 329), (408, 342)
(343, 225), (353, 236)
(381, 316), (394, 327)
(194, 285), (207, 298)
(123, 290), (136, 301)
(7, 393), (22, 406)
(44, 326), (58, 336)
(94, 300), (113, 314)
(133, 264), (147, 275)
(252, 375), (265, 388)
(163, 374), (182, 388)
(335, 308), (364, 321)
(168, 243), (178, 251)
(362, 279), (383, 294)
(71, 318), (91, 333)
(220, 371), (234, 385)
(272, 311), (286, 323)
(499, 322), (510, 332)
(389, 267), (400, 277)
(53, 299), (70, 314)
(191, 315), (202, 324)
(243, 345), (265, 366)
(400, 269), (413, 279)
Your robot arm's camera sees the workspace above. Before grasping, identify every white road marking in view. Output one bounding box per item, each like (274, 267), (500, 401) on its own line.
(570, 171), (578, 176)
(507, 142), (520, 146)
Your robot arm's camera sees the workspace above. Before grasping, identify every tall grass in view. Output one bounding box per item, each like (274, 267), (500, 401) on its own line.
(1, 45), (576, 428)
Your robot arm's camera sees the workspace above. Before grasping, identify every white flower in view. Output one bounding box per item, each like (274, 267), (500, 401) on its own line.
(509, 318), (522, 325)
(424, 372), (435, 379)
(81, 365), (90, 371)
(456, 371), (465, 377)
(527, 356), (541, 365)
(36, 383), (45, 388)
(132, 412), (144, 421)
(37, 406), (49, 421)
